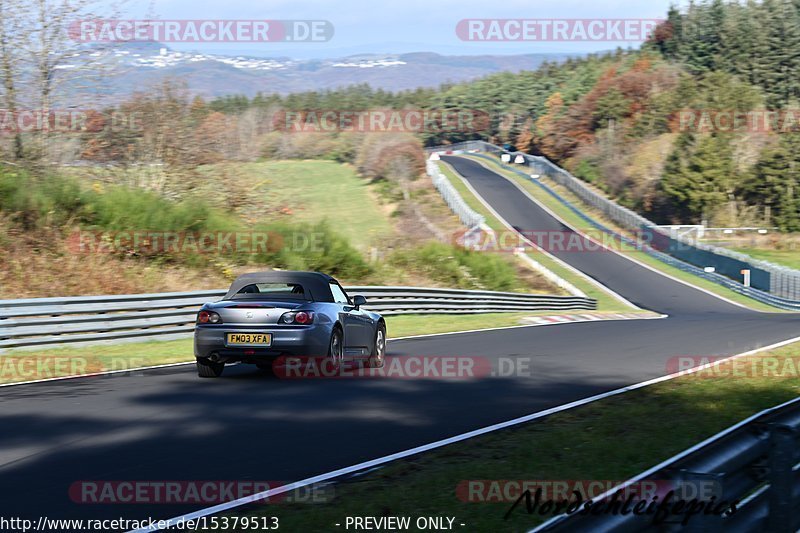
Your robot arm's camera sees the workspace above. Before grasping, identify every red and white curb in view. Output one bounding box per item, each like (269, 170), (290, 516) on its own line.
(521, 311), (663, 326)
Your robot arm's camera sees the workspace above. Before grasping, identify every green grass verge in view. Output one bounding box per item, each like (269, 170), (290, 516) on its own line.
(437, 161), (639, 313)
(467, 155), (783, 313)
(0, 337), (193, 385)
(237, 342), (800, 532)
(198, 160), (393, 250)
(730, 247), (800, 270)
(0, 311), (643, 385)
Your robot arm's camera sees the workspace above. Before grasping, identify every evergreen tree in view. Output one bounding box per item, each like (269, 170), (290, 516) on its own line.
(760, 0), (800, 106)
(680, 0), (725, 73)
(740, 134), (800, 230)
(653, 5), (683, 59)
(661, 134), (737, 221)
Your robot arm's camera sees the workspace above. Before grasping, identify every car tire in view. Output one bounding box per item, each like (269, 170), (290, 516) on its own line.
(196, 358), (224, 378)
(328, 326), (344, 370)
(367, 324), (386, 368)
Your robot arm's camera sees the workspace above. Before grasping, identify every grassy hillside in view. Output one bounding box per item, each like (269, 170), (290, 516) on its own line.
(730, 247), (800, 270)
(0, 158), (563, 298)
(21, 2), (800, 298)
(196, 160), (393, 250)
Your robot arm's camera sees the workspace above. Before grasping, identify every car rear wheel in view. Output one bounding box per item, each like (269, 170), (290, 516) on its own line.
(328, 327), (344, 369)
(367, 324), (386, 368)
(196, 358), (224, 378)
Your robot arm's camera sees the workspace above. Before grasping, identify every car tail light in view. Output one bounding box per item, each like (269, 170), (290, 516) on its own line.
(279, 311), (315, 325)
(197, 311), (222, 324)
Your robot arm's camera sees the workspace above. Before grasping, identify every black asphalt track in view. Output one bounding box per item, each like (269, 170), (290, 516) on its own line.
(441, 155), (749, 316)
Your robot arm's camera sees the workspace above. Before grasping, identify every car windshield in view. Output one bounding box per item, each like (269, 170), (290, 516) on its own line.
(229, 282), (309, 300)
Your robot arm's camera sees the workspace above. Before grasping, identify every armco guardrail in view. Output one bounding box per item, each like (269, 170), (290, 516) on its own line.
(0, 287), (596, 350)
(427, 159), (485, 229)
(428, 141), (800, 309)
(484, 153), (800, 311)
(534, 396), (800, 532)
(428, 158), (588, 299)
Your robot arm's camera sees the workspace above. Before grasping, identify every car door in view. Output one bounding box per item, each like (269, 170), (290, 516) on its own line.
(329, 282), (371, 356)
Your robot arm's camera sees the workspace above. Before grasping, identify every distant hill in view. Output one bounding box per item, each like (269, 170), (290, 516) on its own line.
(87, 43), (574, 98)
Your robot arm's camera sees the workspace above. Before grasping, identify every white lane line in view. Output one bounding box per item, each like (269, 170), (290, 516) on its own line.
(0, 313), (664, 388)
(130, 335), (800, 532)
(465, 156), (766, 313)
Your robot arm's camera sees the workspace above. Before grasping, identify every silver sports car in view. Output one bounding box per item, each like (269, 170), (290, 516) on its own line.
(193, 271), (386, 377)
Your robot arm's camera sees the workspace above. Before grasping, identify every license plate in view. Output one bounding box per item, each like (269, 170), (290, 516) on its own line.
(226, 333), (272, 346)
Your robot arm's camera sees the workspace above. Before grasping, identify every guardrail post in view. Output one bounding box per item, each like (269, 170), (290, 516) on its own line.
(767, 423), (796, 533)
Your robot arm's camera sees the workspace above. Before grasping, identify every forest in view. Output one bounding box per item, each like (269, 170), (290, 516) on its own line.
(8, 0), (799, 231)
(203, 0), (800, 230)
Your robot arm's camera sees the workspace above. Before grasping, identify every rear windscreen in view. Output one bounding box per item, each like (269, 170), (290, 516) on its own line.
(230, 283), (309, 300)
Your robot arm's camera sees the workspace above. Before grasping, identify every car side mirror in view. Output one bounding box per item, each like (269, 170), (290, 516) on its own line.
(352, 295), (367, 309)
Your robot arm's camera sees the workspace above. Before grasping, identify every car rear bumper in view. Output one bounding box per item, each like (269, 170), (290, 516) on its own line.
(194, 324), (330, 361)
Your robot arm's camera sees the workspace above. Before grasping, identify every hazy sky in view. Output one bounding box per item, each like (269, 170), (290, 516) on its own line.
(124, 0), (689, 58)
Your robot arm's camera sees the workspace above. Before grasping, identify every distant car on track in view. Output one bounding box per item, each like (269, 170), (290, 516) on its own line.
(193, 271), (386, 377)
